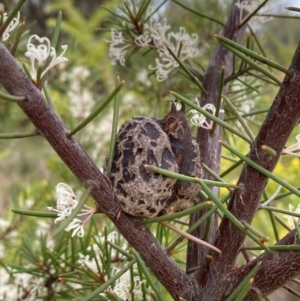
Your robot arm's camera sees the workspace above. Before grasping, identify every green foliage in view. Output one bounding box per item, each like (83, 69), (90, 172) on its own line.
(1, 0), (300, 300)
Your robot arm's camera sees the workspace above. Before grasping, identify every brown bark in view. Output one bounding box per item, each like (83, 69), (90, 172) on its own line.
(0, 43), (195, 301)
(187, 1), (300, 300)
(2, 1), (300, 299)
(188, 0), (249, 272)
(221, 230), (300, 301)
(196, 33), (300, 301)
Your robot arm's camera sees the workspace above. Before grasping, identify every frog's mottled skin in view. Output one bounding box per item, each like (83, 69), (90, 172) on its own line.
(109, 102), (202, 218)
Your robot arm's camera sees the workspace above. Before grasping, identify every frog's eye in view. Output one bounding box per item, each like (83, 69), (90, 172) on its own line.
(167, 116), (176, 123)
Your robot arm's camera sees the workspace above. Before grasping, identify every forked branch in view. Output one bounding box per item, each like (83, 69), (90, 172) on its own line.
(0, 43), (194, 300)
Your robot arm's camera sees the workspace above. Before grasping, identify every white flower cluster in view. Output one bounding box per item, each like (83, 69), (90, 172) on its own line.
(108, 30), (132, 66)
(107, 1), (199, 81)
(107, 266), (145, 301)
(78, 231), (151, 300)
(0, 266), (46, 301)
(48, 183), (96, 237)
(188, 97), (217, 130)
(235, 0), (273, 31)
(0, 264), (82, 300)
(282, 134), (300, 157)
(284, 204), (300, 229)
(78, 231), (127, 275)
(145, 23), (199, 81)
(25, 35), (68, 82)
(61, 66), (94, 119)
(2, 12), (20, 41)
(230, 79), (256, 117)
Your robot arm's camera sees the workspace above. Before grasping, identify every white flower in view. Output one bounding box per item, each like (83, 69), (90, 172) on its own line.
(0, 218), (10, 229)
(78, 231), (129, 277)
(65, 218), (84, 237)
(78, 251), (102, 275)
(284, 204), (300, 229)
(107, 230), (119, 243)
(48, 183), (96, 237)
(168, 27), (199, 58)
(106, 2), (199, 81)
(60, 66), (94, 119)
(149, 55), (178, 81)
(48, 183), (78, 223)
(282, 134), (300, 157)
(2, 12), (20, 41)
(230, 79), (256, 116)
(235, 0), (257, 20)
(94, 230), (128, 259)
(107, 265), (144, 300)
(107, 29), (132, 66)
(146, 18), (171, 49)
(146, 20), (199, 81)
(235, 0), (273, 31)
(135, 69), (151, 87)
(189, 102), (216, 130)
(135, 32), (152, 47)
(0, 267), (16, 300)
(25, 35), (68, 81)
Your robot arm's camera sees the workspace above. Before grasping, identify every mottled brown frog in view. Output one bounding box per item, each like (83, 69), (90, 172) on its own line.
(109, 102), (202, 217)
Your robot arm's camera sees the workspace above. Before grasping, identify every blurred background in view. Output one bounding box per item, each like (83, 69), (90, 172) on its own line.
(0, 0), (300, 300)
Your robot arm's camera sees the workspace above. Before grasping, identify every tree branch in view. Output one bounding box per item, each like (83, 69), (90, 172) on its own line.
(221, 230), (300, 300)
(198, 40), (300, 300)
(187, 0), (249, 273)
(0, 43), (195, 300)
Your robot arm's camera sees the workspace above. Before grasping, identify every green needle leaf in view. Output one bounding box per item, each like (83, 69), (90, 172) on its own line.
(0, 0), (25, 38)
(261, 205), (300, 219)
(133, 251), (165, 301)
(222, 95), (255, 141)
(50, 11), (62, 48)
(243, 245), (300, 251)
(144, 165), (239, 189)
(166, 47), (206, 94)
(285, 6), (300, 13)
(170, 0), (224, 25)
(68, 81), (125, 137)
(224, 262), (260, 301)
(0, 90), (25, 102)
(139, 201), (212, 224)
(239, 0), (269, 27)
(81, 259), (136, 301)
(10, 209), (57, 218)
(215, 38), (282, 86)
(241, 221), (269, 242)
(212, 66), (225, 134)
(0, 132), (38, 139)
(107, 77), (121, 176)
(219, 140), (300, 198)
(214, 34), (291, 76)
(170, 91), (252, 143)
(167, 194), (231, 252)
(52, 185), (94, 238)
(200, 180), (271, 254)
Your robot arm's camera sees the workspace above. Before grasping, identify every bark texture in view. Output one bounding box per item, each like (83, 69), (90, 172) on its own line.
(196, 30), (300, 301)
(222, 230), (300, 301)
(0, 43), (195, 301)
(2, 1), (300, 299)
(188, 0), (249, 273)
